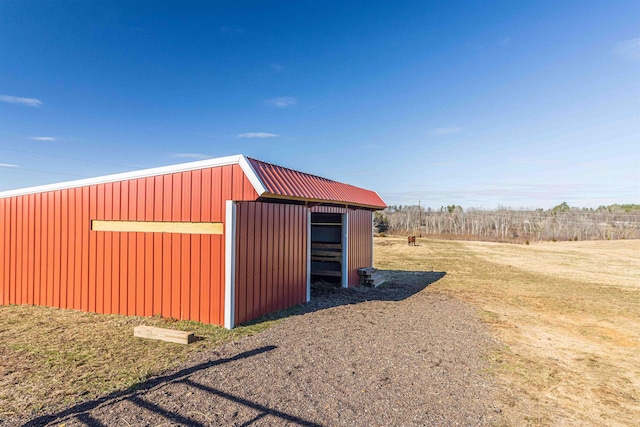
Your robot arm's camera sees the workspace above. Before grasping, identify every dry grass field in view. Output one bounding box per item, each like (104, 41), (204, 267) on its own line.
(374, 237), (640, 426)
(1, 237), (638, 426)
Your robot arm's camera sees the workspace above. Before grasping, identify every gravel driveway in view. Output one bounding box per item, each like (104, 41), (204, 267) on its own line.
(16, 271), (504, 426)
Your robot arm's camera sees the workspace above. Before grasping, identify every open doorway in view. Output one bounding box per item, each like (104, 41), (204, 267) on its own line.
(310, 213), (346, 290)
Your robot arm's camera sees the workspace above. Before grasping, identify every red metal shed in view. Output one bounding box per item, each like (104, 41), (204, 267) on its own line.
(0, 155), (385, 328)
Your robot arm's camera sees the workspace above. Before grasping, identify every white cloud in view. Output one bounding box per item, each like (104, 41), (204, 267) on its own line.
(0, 95), (43, 107)
(431, 127), (462, 135)
(31, 136), (56, 141)
(614, 37), (640, 61)
(238, 132), (278, 138)
(270, 63), (284, 72)
(0, 163), (19, 168)
(171, 153), (212, 160)
(264, 97), (297, 108)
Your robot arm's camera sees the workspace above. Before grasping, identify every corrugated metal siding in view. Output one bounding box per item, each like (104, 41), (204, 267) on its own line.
(234, 201), (307, 325)
(309, 206), (373, 286)
(248, 158), (386, 209)
(347, 210), (373, 286)
(0, 164), (257, 325)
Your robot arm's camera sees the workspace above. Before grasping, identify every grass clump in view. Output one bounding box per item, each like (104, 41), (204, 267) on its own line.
(0, 306), (276, 417)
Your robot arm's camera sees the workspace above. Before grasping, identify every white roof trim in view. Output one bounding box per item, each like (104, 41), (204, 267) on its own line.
(0, 154), (268, 199)
(238, 155), (267, 196)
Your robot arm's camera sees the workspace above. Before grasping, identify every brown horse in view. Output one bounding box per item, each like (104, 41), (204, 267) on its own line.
(408, 236), (416, 246)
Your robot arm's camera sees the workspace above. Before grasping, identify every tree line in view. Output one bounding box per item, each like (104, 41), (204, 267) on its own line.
(375, 203), (640, 242)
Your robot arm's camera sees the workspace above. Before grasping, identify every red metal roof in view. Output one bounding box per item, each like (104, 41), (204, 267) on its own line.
(247, 157), (386, 209)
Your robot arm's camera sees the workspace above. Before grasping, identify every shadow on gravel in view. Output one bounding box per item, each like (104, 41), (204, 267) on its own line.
(246, 270), (446, 326)
(22, 345), (322, 427)
(21, 271), (445, 427)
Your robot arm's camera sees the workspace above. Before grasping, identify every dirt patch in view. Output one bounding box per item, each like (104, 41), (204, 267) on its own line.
(5, 271), (505, 426)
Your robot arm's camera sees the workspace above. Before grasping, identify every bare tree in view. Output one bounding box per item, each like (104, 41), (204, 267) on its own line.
(381, 203), (640, 242)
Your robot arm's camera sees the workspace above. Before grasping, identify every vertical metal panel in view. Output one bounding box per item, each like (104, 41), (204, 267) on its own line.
(9, 197), (15, 304)
(68, 188), (78, 309)
(110, 183), (120, 314)
(249, 202), (259, 320)
(189, 235), (200, 321)
(73, 188), (83, 310)
(275, 204), (284, 310)
(46, 193), (54, 307)
(200, 234), (211, 323)
(208, 168), (219, 324)
(0, 199), (6, 303)
(23, 193), (28, 304)
(33, 193), (42, 306)
(347, 210), (374, 285)
(52, 191), (62, 308)
(62, 190), (71, 309)
(292, 207), (299, 305)
(169, 173), (182, 319)
(0, 199), (6, 304)
(190, 171), (202, 322)
(211, 234), (223, 325)
(59, 191), (70, 308)
(81, 186), (90, 311)
(127, 179), (138, 315)
(170, 232), (181, 319)
(15, 195), (23, 304)
(119, 181), (129, 315)
(161, 175), (172, 318)
(26, 194), (36, 305)
(153, 176), (164, 317)
(0, 199), (7, 304)
(135, 178), (146, 316)
(95, 183), (104, 313)
(180, 233), (191, 319)
(306, 211), (311, 302)
(17, 196), (25, 304)
(237, 202), (248, 321)
(233, 201), (308, 325)
(0, 163), (260, 325)
(260, 204), (268, 313)
(219, 165), (233, 325)
(144, 177), (154, 317)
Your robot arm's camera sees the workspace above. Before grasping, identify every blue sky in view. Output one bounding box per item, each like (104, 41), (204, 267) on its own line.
(1, 0), (638, 209)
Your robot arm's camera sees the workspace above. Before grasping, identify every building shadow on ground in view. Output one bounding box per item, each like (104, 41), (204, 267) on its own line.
(246, 270), (447, 326)
(22, 345), (327, 427)
(21, 270), (445, 427)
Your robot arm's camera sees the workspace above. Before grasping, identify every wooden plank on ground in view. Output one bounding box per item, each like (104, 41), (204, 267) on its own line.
(311, 269), (342, 277)
(134, 325), (195, 345)
(311, 256), (342, 264)
(358, 267), (376, 276)
(312, 250), (342, 257)
(311, 256), (342, 263)
(311, 243), (342, 249)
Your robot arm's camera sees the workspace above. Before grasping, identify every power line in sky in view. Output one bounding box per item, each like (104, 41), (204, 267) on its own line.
(0, 147), (141, 169)
(1, 167), (90, 178)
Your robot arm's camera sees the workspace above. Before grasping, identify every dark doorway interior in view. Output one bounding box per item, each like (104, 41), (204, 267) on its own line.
(310, 213), (342, 286)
